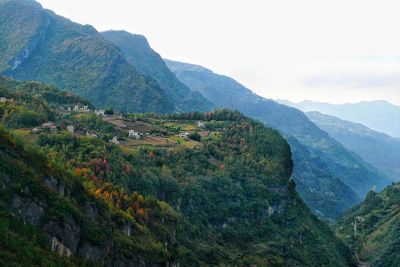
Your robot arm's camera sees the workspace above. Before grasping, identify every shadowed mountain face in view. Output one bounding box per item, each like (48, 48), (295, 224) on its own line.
(102, 30), (214, 112)
(0, 0), (211, 114)
(307, 111), (400, 181)
(279, 99), (400, 138)
(166, 59), (392, 219)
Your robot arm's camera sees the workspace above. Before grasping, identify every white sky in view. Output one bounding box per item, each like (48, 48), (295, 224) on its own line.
(37, 0), (400, 105)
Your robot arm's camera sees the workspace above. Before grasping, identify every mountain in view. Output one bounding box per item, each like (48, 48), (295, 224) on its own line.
(307, 111), (400, 181)
(0, 78), (356, 266)
(102, 30), (214, 112)
(0, 0), (212, 114)
(166, 59), (391, 219)
(280, 99), (400, 138)
(336, 182), (400, 266)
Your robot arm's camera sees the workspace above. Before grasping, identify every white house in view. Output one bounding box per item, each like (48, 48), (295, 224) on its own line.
(0, 97), (6, 103)
(94, 109), (105, 116)
(197, 121), (205, 127)
(32, 127), (40, 133)
(73, 105), (79, 112)
(80, 105), (90, 112)
(66, 125), (74, 133)
(178, 132), (190, 138)
(109, 136), (119, 144)
(86, 131), (98, 138)
(42, 122), (54, 128)
(41, 122), (57, 132)
(128, 130), (141, 139)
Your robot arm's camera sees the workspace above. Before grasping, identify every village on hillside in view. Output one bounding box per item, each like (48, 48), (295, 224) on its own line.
(1, 101), (221, 152)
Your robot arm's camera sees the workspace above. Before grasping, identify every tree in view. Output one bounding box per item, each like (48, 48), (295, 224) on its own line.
(189, 132), (201, 141)
(149, 151), (155, 159)
(104, 108), (114, 115)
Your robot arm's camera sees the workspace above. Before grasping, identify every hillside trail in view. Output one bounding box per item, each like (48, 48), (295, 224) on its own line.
(356, 253), (369, 267)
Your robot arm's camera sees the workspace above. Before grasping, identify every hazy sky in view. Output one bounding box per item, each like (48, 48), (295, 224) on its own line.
(37, 0), (400, 105)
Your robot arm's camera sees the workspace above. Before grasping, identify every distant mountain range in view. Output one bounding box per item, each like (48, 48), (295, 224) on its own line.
(0, 0), (211, 113)
(307, 111), (400, 181)
(166, 59), (391, 219)
(279, 99), (400, 138)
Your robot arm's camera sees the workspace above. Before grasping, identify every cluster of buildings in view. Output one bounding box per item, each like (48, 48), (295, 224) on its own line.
(128, 129), (142, 140)
(94, 109), (105, 116)
(108, 129), (143, 145)
(27, 113), (206, 146)
(32, 122), (58, 133)
(65, 106), (107, 117)
(176, 121), (205, 139)
(197, 121), (205, 127)
(66, 105), (90, 113)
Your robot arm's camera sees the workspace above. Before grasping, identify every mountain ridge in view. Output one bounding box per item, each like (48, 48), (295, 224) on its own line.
(166, 59), (391, 219)
(306, 111), (400, 181)
(279, 99), (400, 138)
(102, 30), (214, 112)
(0, 0), (213, 114)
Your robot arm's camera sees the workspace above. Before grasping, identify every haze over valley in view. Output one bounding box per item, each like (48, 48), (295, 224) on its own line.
(0, 0), (399, 266)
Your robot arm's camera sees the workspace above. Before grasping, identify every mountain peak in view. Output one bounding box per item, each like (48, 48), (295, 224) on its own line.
(102, 30), (150, 49)
(0, 0), (42, 7)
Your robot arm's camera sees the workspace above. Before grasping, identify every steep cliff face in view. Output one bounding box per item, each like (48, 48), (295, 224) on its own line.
(0, 126), (179, 266)
(165, 59), (392, 220)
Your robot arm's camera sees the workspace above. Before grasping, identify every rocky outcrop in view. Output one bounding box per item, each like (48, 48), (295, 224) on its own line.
(10, 196), (45, 225)
(2, 171), (171, 267)
(50, 236), (73, 257)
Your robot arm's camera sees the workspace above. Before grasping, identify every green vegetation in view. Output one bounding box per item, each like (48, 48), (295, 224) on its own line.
(166, 59), (390, 220)
(0, 0), (214, 114)
(102, 30), (214, 112)
(336, 183), (400, 266)
(307, 111), (400, 181)
(0, 0), (174, 113)
(0, 78), (356, 266)
(0, 77), (90, 128)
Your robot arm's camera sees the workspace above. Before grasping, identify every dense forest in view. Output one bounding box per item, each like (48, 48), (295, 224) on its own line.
(336, 182), (400, 266)
(0, 78), (356, 266)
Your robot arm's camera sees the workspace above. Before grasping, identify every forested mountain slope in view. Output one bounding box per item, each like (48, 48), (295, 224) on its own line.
(307, 111), (400, 181)
(337, 182), (400, 266)
(102, 30), (214, 112)
(166, 59), (391, 219)
(0, 77), (356, 266)
(0, 0), (210, 113)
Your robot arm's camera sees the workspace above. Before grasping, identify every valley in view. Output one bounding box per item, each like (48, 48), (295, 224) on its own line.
(0, 0), (399, 266)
